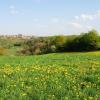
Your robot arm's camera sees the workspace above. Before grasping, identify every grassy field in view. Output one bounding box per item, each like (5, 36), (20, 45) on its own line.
(0, 52), (100, 100)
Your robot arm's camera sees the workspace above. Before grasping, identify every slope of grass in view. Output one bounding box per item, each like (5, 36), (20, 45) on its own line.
(0, 52), (100, 99)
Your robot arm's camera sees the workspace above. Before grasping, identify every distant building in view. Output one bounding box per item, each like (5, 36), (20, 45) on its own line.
(0, 34), (31, 39)
(18, 34), (22, 38)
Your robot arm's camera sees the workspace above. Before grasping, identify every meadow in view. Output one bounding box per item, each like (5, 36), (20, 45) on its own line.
(0, 52), (100, 100)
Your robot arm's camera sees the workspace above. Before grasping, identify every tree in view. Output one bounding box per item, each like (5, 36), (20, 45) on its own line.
(66, 30), (99, 51)
(78, 30), (99, 51)
(19, 29), (100, 55)
(54, 35), (67, 52)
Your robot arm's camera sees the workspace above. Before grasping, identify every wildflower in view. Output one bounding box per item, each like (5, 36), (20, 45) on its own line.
(21, 93), (27, 96)
(89, 96), (93, 100)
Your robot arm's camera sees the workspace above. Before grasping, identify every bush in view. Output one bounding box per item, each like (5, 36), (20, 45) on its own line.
(14, 42), (21, 46)
(0, 47), (6, 55)
(50, 45), (56, 52)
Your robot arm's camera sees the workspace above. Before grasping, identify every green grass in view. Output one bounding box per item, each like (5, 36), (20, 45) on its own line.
(0, 52), (100, 100)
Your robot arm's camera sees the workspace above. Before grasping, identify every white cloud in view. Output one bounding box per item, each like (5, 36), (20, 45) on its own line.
(9, 5), (19, 15)
(74, 14), (94, 21)
(69, 10), (100, 34)
(94, 10), (100, 18)
(86, 26), (94, 30)
(74, 10), (100, 21)
(81, 14), (94, 21)
(70, 22), (83, 29)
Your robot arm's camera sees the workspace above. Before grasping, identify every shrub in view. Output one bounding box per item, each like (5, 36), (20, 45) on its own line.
(50, 45), (56, 52)
(0, 47), (6, 55)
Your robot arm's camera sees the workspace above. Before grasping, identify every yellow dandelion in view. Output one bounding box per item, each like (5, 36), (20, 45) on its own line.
(21, 93), (27, 96)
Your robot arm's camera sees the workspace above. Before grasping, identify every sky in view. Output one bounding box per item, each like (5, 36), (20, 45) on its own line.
(0, 0), (100, 36)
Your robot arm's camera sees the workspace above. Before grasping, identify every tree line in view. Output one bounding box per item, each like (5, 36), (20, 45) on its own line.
(20, 30), (100, 55)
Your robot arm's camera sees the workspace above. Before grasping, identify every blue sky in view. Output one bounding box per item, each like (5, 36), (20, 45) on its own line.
(0, 0), (100, 36)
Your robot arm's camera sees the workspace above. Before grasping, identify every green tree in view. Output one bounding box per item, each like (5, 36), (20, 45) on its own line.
(54, 35), (67, 51)
(78, 30), (99, 51)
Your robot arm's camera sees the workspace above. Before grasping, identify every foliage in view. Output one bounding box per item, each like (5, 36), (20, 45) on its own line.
(0, 47), (6, 55)
(66, 30), (100, 52)
(21, 30), (100, 55)
(0, 36), (25, 55)
(0, 30), (100, 55)
(79, 30), (99, 51)
(54, 35), (67, 51)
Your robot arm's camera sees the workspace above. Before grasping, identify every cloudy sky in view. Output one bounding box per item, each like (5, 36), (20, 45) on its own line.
(0, 0), (100, 36)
